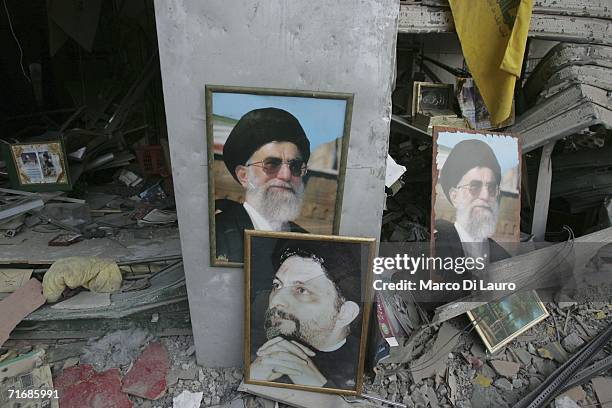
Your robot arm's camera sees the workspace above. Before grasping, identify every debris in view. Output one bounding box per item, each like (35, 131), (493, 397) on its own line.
(238, 381), (362, 408)
(448, 370), (458, 404)
(473, 374), (493, 387)
(48, 231), (85, 246)
(122, 342), (169, 400)
(537, 347), (553, 360)
(554, 396), (581, 408)
(0, 278), (45, 347)
(55, 365), (132, 408)
(558, 386), (586, 404)
(0, 349), (45, 381)
(513, 348), (533, 366)
(0, 197), (45, 222)
(426, 385), (439, 408)
(0, 365), (58, 408)
(0, 268), (33, 293)
(80, 328), (151, 372)
(42, 257), (122, 303)
(51, 291), (111, 309)
(541, 342), (569, 363)
(137, 209), (177, 226)
(471, 384), (509, 408)
(562, 332), (585, 353)
(62, 357), (80, 369)
(592, 377), (612, 408)
(410, 323), (460, 383)
(494, 378), (513, 392)
(490, 360), (520, 378)
(173, 390), (204, 408)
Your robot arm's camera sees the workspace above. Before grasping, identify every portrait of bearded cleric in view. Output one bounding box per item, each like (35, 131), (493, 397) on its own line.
(206, 86), (353, 266)
(431, 127), (520, 290)
(245, 232), (375, 394)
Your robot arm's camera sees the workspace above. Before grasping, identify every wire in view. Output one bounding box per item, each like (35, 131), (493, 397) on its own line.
(2, 0), (30, 83)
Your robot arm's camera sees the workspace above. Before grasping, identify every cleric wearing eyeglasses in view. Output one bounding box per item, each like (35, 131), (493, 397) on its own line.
(215, 108), (310, 262)
(435, 139), (510, 264)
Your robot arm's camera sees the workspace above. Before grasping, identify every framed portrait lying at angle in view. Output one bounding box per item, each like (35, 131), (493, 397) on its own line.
(2, 140), (70, 191)
(243, 230), (375, 395)
(468, 291), (549, 353)
(205, 85), (353, 267)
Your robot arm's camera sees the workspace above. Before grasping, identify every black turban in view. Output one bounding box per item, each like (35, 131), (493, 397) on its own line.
(271, 239), (364, 304)
(222, 108), (310, 182)
(439, 139), (501, 205)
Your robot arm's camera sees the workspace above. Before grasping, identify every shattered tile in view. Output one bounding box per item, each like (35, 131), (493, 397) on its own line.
(172, 390), (203, 408)
(541, 342), (569, 363)
(122, 342), (169, 400)
(55, 365), (132, 408)
(512, 348), (532, 366)
(490, 360), (520, 378)
(555, 396), (581, 408)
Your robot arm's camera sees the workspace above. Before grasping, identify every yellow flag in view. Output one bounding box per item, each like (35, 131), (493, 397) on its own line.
(449, 0), (533, 124)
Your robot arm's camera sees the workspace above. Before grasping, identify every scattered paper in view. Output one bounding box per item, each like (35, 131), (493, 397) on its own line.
(0, 365), (58, 408)
(0, 349), (45, 381)
(385, 154), (406, 188)
(173, 390), (203, 408)
(0, 268), (33, 293)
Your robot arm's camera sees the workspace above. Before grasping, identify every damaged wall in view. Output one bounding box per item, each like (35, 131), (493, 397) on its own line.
(153, 0), (399, 366)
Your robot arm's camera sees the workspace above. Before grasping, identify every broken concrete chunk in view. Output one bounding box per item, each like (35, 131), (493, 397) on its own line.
(559, 386), (586, 404)
(592, 377), (612, 408)
(410, 323), (460, 383)
(542, 342), (569, 363)
(562, 332), (585, 353)
(471, 384), (509, 408)
(512, 348), (533, 366)
(122, 342), (169, 400)
(555, 396), (581, 408)
(494, 378), (513, 392)
(490, 360), (520, 378)
(173, 390), (204, 408)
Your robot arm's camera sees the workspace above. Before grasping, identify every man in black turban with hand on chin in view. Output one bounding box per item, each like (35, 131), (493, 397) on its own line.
(215, 108), (310, 262)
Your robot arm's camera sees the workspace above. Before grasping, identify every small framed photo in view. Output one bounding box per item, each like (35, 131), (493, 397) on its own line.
(244, 230), (376, 395)
(2, 141), (70, 191)
(206, 85), (354, 267)
(412, 82), (454, 116)
(467, 291), (549, 353)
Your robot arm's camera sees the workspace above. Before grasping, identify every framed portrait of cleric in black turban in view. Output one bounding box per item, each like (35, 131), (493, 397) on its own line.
(205, 85), (354, 267)
(244, 230), (375, 395)
(431, 127), (521, 275)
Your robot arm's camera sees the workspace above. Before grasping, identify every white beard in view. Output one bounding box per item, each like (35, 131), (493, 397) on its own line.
(456, 200), (500, 242)
(245, 168), (305, 227)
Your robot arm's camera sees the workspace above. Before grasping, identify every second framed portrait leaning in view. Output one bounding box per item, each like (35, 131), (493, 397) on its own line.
(243, 230), (376, 395)
(206, 85), (354, 267)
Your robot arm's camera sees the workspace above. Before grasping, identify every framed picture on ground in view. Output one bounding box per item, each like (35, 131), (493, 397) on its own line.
(206, 85), (354, 267)
(243, 230), (375, 395)
(467, 291), (549, 353)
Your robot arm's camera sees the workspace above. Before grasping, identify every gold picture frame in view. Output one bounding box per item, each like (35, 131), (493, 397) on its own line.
(467, 290), (549, 354)
(412, 81), (454, 117)
(244, 230), (376, 395)
(206, 85), (354, 267)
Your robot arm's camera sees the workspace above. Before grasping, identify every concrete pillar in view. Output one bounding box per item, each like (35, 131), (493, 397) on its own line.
(154, 0), (399, 367)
